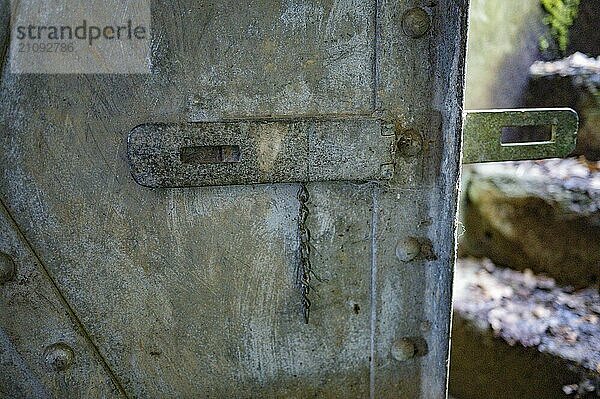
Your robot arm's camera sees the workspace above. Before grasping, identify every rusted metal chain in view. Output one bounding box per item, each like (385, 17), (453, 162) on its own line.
(297, 183), (312, 324)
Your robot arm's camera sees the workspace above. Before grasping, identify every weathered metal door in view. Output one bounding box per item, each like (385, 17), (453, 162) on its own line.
(0, 1), (469, 397)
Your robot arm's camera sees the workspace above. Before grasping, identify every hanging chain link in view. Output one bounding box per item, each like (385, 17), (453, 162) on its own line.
(297, 183), (312, 324)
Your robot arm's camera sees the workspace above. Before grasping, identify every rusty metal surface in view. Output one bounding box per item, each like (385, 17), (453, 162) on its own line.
(127, 119), (395, 187)
(0, 0), (469, 397)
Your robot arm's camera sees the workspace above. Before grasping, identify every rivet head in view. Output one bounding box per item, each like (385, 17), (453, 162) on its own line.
(395, 237), (421, 262)
(44, 343), (74, 371)
(401, 7), (432, 38)
(396, 129), (423, 157)
(391, 338), (416, 362)
(0, 252), (16, 284)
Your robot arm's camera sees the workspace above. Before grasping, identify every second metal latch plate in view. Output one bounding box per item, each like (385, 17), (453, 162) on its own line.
(462, 108), (578, 164)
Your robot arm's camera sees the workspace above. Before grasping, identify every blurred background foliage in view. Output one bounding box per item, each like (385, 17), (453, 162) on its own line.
(540, 0), (580, 54)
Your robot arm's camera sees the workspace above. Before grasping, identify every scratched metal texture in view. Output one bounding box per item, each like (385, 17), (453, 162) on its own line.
(0, 0), (468, 397)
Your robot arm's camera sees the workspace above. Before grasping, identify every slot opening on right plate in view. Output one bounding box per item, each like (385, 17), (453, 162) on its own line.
(501, 124), (555, 146)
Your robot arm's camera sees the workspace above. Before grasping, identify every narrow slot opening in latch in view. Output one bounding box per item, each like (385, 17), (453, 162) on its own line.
(180, 145), (241, 164)
(500, 125), (555, 146)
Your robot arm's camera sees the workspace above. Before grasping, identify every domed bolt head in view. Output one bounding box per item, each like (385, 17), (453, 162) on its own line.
(396, 129), (423, 157)
(44, 343), (74, 371)
(391, 338), (416, 362)
(401, 7), (432, 38)
(395, 237), (421, 262)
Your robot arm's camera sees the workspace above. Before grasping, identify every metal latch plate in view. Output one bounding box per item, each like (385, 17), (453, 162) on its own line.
(128, 118), (395, 188)
(463, 108), (578, 164)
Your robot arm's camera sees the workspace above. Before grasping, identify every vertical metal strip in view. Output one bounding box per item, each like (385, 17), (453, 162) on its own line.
(372, 0), (382, 112)
(370, 0), (382, 390)
(369, 183), (380, 399)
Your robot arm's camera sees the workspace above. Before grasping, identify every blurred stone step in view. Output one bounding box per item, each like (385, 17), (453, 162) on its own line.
(459, 158), (600, 288)
(449, 258), (600, 399)
(527, 52), (600, 160)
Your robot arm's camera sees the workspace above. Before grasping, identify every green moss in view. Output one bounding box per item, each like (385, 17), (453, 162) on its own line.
(540, 0), (580, 54)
